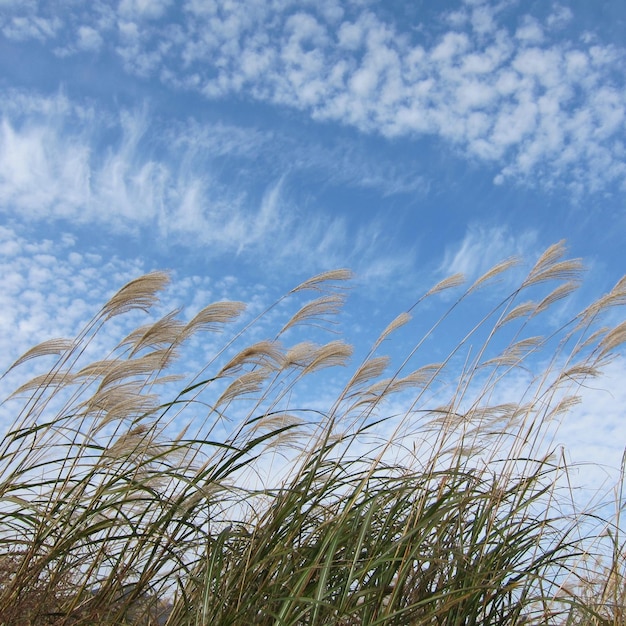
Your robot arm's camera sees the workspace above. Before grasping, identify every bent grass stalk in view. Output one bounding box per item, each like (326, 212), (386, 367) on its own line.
(0, 244), (624, 625)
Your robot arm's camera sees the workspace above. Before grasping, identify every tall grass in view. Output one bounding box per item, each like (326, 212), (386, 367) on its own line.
(0, 242), (625, 625)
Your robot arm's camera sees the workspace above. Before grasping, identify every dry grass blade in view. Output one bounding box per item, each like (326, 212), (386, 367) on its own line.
(424, 273), (465, 298)
(468, 257), (520, 293)
(101, 271), (170, 320)
(279, 294), (345, 334)
(183, 301), (246, 336)
(289, 268), (352, 293)
(8, 338), (75, 371)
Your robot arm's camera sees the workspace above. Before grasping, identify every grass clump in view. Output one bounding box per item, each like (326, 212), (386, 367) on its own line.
(0, 243), (625, 625)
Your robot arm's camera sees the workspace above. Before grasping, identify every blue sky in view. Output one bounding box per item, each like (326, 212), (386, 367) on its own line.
(0, 0), (625, 505)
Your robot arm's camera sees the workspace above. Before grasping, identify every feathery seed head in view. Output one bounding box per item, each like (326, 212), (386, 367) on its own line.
(183, 300), (246, 337)
(101, 271), (170, 320)
(424, 273), (465, 298)
(468, 257), (520, 293)
(8, 338), (75, 371)
(219, 340), (285, 376)
(289, 268), (353, 293)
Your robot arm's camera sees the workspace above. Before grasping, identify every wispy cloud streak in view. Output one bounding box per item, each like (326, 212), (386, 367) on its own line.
(2, 1), (624, 192)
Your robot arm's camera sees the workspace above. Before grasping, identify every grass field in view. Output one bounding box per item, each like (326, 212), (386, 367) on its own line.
(0, 242), (625, 625)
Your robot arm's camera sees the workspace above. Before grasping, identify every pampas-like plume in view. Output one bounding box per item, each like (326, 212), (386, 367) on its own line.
(9, 370), (76, 398)
(119, 309), (186, 356)
(598, 320), (626, 358)
(522, 241), (584, 287)
(101, 271), (170, 320)
(499, 301), (536, 326)
(424, 273), (465, 298)
(8, 338), (74, 371)
(468, 257), (520, 293)
(344, 356), (391, 394)
(2, 250), (626, 626)
(77, 349), (177, 389)
(533, 281), (580, 315)
(289, 268), (352, 293)
(79, 382), (159, 429)
(371, 312), (412, 352)
(302, 340), (353, 374)
(279, 294), (346, 334)
(219, 340), (285, 376)
(183, 301), (246, 337)
(215, 369), (271, 408)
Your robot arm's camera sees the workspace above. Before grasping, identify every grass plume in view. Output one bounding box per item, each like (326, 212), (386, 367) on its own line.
(0, 244), (625, 625)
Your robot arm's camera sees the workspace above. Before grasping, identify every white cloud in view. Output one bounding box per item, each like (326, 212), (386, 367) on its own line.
(0, 91), (419, 283)
(1, 14), (61, 41)
(515, 17), (544, 43)
(547, 4), (573, 30)
(118, 0), (172, 20)
(76, 24), (103, 51)
(3, 2), (624, 193)
(439, 224), (537, 283)
(557, 357), (626, 498)
(0, 117), (91, 216)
